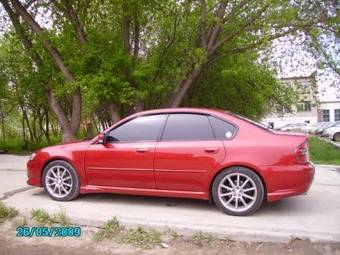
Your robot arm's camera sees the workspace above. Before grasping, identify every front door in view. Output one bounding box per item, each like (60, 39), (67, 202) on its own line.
(85, 114), (166, 189)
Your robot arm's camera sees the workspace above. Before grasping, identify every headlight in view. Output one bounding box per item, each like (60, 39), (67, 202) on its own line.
(29, 153), (36, 161)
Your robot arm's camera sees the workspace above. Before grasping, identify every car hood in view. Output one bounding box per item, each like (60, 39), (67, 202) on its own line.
(38, 140), (91, 153)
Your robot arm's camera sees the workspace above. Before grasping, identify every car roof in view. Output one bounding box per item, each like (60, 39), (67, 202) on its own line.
(131, 108), (229, 117)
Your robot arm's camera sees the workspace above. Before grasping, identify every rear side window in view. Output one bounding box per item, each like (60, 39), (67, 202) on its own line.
(162, 114), (214, 141)
(209, 116), (237, 139)
(108, 114), (165, 142)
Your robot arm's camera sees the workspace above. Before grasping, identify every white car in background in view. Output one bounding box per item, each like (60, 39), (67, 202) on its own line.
(280, 122), (309, 132)
(301, 122), (330, 134)
(321, 122), (340, 137)
(322, 126), (340, 141)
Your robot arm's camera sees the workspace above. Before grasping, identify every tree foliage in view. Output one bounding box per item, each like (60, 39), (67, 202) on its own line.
(0, 0), (337, 144)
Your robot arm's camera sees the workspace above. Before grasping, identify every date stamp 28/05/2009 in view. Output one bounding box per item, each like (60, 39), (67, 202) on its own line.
(16, 226), (81, 237)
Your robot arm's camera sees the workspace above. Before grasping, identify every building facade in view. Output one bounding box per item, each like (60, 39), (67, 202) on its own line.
(318, 101), (340, 122)
(262, 73), (319, 129)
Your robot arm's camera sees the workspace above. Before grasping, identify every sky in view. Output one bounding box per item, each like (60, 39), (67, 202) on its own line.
(268, 33), (339, 102)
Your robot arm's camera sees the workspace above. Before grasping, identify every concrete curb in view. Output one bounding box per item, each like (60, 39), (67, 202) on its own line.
(15, 203), (340, 244)
(315, 164), (340, 169)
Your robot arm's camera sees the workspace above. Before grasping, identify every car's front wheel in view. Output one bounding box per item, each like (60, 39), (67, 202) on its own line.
(42, 160), (80, 201)
(212, 167), (264, 216)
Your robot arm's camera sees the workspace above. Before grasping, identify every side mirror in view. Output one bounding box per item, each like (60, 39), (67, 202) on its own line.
(97, 133), (107, 144)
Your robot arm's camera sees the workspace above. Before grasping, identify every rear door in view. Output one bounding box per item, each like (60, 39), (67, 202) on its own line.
(85, 114), (166, 189)
(154, 113), (226, 192)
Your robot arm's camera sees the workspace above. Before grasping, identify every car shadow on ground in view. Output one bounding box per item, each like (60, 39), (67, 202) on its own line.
(31, 188), (305, 217)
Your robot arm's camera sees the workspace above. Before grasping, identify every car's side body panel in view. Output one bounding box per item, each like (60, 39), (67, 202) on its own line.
(154, 140), (226, 192)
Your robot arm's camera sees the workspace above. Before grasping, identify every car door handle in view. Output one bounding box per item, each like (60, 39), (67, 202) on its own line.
(204, 148), (219, 153)
(136, 148), (150, 153)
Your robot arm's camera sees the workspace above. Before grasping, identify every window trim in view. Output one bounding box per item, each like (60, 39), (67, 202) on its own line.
(97, 111), (239, 144)
(105, 114), (167, 144)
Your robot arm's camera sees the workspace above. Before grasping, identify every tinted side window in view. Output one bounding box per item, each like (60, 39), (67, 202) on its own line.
(162, 114), (214, 141)
(209, 116), (237, 139)
(108, 115), (165, 142)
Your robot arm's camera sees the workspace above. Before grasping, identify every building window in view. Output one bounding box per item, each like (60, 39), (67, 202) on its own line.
(335, 109), (340, 121)
(322, 109), (330, 122)
(276, 105), (290, 113)
(297, 101), (311, 112)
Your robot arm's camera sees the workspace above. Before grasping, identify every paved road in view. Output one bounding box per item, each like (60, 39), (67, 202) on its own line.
(1, 155), (340, 243)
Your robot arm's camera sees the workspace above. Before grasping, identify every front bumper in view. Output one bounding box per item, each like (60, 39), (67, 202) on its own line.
(27, 159), (43, 187)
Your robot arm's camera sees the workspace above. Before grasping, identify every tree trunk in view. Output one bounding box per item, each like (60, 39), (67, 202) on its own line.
(7, 0), (81, 142)
(45, 108), (50, 142)
(167, 68), (202, 108)
(108, 102), (120, 124)
(46, 89), (76, 142)
(20, 105), (34, 142)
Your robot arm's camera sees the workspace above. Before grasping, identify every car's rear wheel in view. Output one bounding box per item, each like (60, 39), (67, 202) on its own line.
(42, 160), (80, 201)
(212, 167), (264, 216)
(333, 132), (340, 142)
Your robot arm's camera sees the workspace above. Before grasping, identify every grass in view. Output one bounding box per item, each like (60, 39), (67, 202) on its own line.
(52, 209), (70, 226)
(309, 136), (340, 165)
(0, 202), (18, 223)
(95, 218), (162, 249)
(0, 136), (61, 154)
(192, 231), (215, 247)
(12, 217), (28, 228)
(121, 226), (162, 249)
(94, 217), (124, 241)
(31, 208), (52, 224)
(31, 208), (71, 225)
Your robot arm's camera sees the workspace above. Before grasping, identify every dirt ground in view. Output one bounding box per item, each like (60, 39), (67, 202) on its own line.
(0, 219), (339, 255)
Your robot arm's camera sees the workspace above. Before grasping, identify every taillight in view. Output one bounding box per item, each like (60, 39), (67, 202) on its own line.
(295, 142), (309, 164)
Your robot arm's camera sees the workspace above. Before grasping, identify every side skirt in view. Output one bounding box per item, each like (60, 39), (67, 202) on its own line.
(80, 185), (209, 200)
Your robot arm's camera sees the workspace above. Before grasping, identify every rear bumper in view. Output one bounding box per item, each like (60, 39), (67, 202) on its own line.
(266, 163), (315, 202)
(27, 159), (43, 187)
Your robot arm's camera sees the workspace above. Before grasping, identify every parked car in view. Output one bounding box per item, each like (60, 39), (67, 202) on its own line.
(315, 122), (340, 136)
(320, 122), (340, 137)
(307, 122), (329, 135)
(280, 122), (308, 132)
(300, 122), (327, 134)
(333, 130), (340, 142)
(27, 108), (314, 216)
(322, 126), (340, 141)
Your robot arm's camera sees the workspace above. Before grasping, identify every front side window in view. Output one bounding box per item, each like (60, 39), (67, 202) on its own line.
(108, 114), (165, 142)
(162, 114), (214, 141)
(209, 116), (237, 139)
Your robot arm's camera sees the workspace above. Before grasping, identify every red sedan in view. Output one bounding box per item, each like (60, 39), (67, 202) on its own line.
(27, 108), (314, 215)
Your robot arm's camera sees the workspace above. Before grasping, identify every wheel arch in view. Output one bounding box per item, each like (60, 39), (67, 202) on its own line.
(208, 164), (268, 203)
(40, 157), (79, 186)
(333, 132), (340, 141)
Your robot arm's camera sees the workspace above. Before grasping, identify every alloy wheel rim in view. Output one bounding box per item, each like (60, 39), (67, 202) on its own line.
(218, 173), (257, 213)
(45, 166), (73, 198)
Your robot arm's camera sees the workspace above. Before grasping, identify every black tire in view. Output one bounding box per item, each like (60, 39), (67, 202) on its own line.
(42, 160), (80, 201)
(333, 132), (340, 142)
(212, 167), (265, 216)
